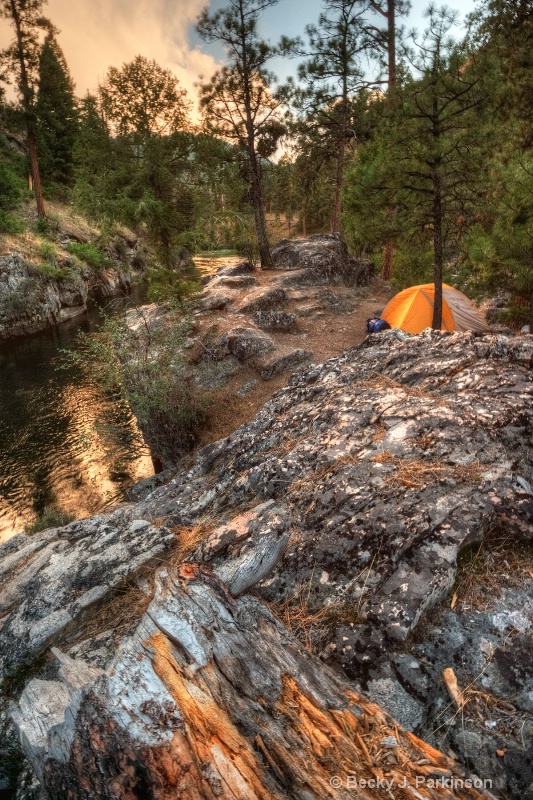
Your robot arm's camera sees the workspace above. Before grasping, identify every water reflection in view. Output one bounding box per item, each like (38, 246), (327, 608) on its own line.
(0, 301), (153, 543)
(0, 254), (243, 544)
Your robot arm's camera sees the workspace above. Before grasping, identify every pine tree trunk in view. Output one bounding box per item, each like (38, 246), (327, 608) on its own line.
(382, 2), (396, 280)
(331, 97), (348, 233)
(12, 563), (493, 800)
(331, 130), (346, 234)
(382, 242), (393, 281)
(432, 175), (444, 329)
(250, 156), (273, 269)
(27, 128), (47, 221)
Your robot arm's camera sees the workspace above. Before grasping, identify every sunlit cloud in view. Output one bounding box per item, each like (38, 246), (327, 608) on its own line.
(1, 0), (218, 116)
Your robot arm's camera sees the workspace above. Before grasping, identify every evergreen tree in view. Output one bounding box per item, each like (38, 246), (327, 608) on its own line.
(72, 93), (114, 219)
(0, 0), (50, 217)
(465, 154), (533, 328)
(196, 0), (290, 269)
(470, 0), (533, 149)
(364, 0), (411, 279)
(344, 7), (490, 327)
(296, 0), (369, 233)
(365, 0), (411, 89)
(99, 55), (190, 139)
(74, 59), (194, 269)
(35, 32), (78, 188)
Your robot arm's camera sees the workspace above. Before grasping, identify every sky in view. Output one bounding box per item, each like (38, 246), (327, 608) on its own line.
(1, 0), (478, 115)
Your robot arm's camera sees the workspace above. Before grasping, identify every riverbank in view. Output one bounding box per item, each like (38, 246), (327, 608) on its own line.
(0, 200), (146, 342)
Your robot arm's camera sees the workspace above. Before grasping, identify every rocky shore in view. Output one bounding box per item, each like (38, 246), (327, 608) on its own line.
(0, 231), (145, 342)
(0, 238), (532, 798)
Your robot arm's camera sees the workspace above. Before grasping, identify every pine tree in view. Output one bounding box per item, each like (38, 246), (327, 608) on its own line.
(471, 0), (533, 149)
(296, 1), (372, 233)
(35, 32), (78, 188)
(0, 0), (50, 217)
(73, 59), (194, 268)
(99, 55), (190, 139)
(72, 93), (114, 219)
(196, 0), (289, 269)
(344, 7), (491, 328)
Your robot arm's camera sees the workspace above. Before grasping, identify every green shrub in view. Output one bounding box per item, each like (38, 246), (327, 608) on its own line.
(65, 310), (210, 467)
(38, 262), (74, 281)
(113, 236), (129, 260)
(26, 505), (76, 534)
(36, 216), (51, 236)
(389, 245), (434, 291)
(38, 240), (57, 263)
(66, 241), (109, 269)
(0, 161), (25, 212)
(0, 211), (24, 234)
(145, 265), (201, 306)
(43, 182), (72, 203)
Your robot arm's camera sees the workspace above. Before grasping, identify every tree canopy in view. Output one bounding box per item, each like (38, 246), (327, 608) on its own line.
(0, 0), (532, 326)
(99, 55), (191, 138)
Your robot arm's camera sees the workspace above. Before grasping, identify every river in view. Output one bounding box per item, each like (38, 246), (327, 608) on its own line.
(0, 254), (242, 544)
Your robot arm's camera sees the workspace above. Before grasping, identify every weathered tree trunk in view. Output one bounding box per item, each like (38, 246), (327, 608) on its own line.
(12, 563), (494, 800)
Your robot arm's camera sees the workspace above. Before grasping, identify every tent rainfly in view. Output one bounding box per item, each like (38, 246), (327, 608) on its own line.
(381, 283), (489, 335)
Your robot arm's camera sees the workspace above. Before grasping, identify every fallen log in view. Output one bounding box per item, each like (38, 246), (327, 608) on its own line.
(12, 563), (495, 799)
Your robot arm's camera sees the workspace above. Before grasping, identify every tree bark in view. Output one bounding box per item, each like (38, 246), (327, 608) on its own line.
(331, 123), (346, 234)
(382, 241), (393, 281)
(432, 172), (444, 329)
(382, 0), (396, 280)
(12, 562), (494, 800)
(250, 152), (273, 269)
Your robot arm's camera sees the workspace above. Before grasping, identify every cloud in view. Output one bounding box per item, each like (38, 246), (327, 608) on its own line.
(2, 0), (219, 115)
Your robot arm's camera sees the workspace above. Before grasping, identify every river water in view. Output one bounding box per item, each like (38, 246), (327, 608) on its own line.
(0, 254), (242, 544)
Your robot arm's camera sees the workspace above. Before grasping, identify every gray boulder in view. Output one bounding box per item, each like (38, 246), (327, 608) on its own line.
(258, 347), (313, 379)
(217, 326), (276, 361)
(252, 309), (297, 330)
(233, 286), (287, 314)
(270, 234), (372, 287)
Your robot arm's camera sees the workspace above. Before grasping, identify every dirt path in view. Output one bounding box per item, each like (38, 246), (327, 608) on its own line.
(197, 274), (394, 446)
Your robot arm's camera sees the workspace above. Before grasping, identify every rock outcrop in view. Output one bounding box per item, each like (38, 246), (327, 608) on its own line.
(0, 507), (175, 684)
(1, 328), (532, 798)
(135, 328), (532, 798)
(11, 564), (494, 800)
(0, 233), (145, 341)
(269, 234), (372, 286)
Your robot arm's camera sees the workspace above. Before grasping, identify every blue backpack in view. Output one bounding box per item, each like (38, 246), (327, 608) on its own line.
(367, 318), (391, 334)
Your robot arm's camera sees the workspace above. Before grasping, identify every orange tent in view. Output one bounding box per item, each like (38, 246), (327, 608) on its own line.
(381, 283), (489, 335)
